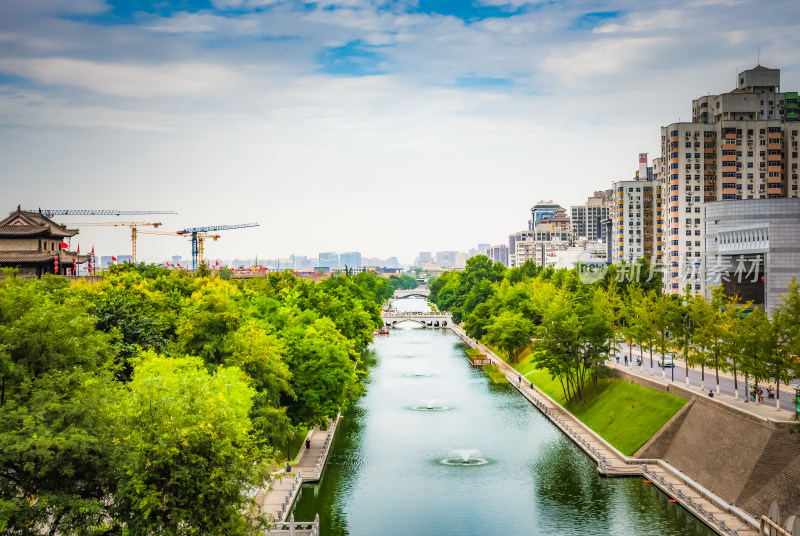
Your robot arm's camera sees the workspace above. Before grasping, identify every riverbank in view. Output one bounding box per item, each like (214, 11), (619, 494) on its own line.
(256, 414), (341, 522)
(448, 324), (760, 536)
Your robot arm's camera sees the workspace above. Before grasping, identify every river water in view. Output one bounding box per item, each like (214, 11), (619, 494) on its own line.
(291, 298), (714, 535)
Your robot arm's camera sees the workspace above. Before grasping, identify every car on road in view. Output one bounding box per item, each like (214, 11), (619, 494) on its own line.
(658, 353), (675, 368)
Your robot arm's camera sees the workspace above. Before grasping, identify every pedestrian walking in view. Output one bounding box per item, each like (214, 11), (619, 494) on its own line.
(305, 438), (311, 450)
(518, 375), (521, 384)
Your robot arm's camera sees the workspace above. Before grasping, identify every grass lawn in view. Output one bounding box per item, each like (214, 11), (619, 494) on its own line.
(489, 344), (686, 456)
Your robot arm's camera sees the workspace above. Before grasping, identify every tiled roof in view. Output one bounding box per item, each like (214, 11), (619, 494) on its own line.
(0, 252), (57, 263)
(0, 226), (51, 237)
(0, 207), (78, 238)
(752, 65), (771, 71)
(0, 251), (91, 263)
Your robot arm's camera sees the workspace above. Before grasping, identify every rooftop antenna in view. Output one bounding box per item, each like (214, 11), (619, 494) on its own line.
(757, 46), (760, 66)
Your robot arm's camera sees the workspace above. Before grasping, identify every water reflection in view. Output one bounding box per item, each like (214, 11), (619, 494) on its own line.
(532, 437), (613, 531)
(292, 299), (714, 536)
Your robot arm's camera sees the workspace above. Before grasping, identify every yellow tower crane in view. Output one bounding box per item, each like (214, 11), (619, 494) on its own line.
(137, 230), (221, 267)
(58, 222), (162, 263)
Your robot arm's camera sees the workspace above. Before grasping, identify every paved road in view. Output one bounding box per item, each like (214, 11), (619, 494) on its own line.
(611, 345), (798, 412)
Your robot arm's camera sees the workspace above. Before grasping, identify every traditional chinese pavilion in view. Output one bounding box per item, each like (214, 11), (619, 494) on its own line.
(0, 206), (90, 277)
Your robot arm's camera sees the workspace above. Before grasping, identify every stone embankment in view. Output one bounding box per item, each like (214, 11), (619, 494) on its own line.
(449, 325), (761, 536)
(255, 413), (341, 531)
(611, 365), (800, 525)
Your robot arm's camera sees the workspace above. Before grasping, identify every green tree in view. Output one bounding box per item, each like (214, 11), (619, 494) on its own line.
(0, 276), (117, 535)
(775, 277), (800, 398)
(485, 311), (534, 364)
(652, 293), (681, 380)
(225, 322), (294, 448)
(110, 353), (270, 536)
(281, 318), (361, 426)
(533, 290), (611, 402)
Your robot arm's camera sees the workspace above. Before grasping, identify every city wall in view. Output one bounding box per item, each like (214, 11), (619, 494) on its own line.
(614, 369), (800, 520)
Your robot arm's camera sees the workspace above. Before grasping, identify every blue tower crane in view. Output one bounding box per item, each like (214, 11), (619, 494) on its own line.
(177, 223), (259, 270)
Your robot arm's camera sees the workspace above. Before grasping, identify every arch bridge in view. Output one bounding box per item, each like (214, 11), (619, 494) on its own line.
(394, 287), (430, 300)
(380, 311), (451, 328)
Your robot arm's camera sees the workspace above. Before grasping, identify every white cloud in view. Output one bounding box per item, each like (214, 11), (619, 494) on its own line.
(0, 58), (239, 98)
(1, 0), (799, 262)
(210, 0), (284, 10)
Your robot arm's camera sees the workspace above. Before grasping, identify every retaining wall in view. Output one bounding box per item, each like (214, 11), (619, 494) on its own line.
(623, 370), (800, 520)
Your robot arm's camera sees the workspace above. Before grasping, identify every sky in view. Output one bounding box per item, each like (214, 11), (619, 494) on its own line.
(1, 0), (799, 265)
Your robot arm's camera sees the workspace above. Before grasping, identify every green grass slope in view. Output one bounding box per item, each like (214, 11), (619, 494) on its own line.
(491, 345), (686, 456)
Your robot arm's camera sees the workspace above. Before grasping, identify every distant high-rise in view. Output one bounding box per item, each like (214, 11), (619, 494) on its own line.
(570, 189), (613, 242)
(487, 244), (509, 267)
(529, 201), (563, 230)
(477, 243), (490, 255)
(340, 251), (362, 268)
(660, 65), (799, 295)
(416, 251), (433, 266)
(435, 251), (457, 267)
(612, 157), (662, 265)
(318, 251), (339, 269)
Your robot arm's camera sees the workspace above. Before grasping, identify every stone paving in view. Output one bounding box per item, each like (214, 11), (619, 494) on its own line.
(256, 419), (339, 522)
(449, 325), (760, 536)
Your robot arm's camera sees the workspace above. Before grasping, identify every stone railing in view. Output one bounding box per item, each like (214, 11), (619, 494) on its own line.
(267, 513), (320, 536)
(381, 312), (450, 317)
(276, 470), (303, 521)
(641, 464), (758, 536)
(505, 372), (610, 467)
(504, 371), (759, 536)
(309, 413), (340, 482)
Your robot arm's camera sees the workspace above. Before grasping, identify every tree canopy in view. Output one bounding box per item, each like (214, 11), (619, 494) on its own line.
(0, 266), (388, 534)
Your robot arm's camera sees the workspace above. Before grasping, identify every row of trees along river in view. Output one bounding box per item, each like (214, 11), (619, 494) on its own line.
(291, 296), (717, 535)
(0, 265), (416, 535)
(429, 256), (800, 404)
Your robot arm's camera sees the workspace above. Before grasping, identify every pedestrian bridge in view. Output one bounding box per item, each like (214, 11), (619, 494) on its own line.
(394, 287), (430, 300)
(381, 311), (451, 328)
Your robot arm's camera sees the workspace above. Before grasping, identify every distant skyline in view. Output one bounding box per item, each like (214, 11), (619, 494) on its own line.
(2, 0), (799, 264)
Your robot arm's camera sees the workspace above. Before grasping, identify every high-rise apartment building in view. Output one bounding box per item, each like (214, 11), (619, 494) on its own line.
(570, 189), (613, 242)
(487, 244), (509, 267)
(612, 163), (662, 265)
(340, 251), (362, 268)
(660, 65), (799, 295)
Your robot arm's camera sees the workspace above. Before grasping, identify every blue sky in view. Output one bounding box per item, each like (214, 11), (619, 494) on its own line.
(1, 0), (798, 263)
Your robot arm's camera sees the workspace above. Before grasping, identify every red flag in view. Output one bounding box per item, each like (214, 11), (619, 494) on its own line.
(111, 256), (117, 262)
(215, 260), (219, 266)
(166, 261), (171, 267)
(60, 242), (69, 249)
(77, 244), (80, 254)
(177, 263), (181, 267)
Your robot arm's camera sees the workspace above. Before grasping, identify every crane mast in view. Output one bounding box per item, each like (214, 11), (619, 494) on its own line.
(177, 223), (259, 270)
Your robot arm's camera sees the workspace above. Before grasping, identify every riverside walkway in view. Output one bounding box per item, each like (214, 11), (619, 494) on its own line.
(448, 325), (759, 536)
(256, 415), (340, 526)
(604, 359), (796, 424)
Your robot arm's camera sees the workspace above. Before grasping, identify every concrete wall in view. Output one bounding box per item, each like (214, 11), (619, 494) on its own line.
(616, 369), (800, 520)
